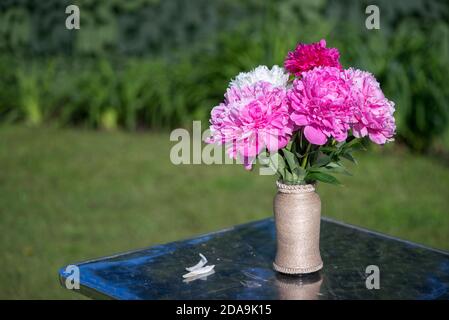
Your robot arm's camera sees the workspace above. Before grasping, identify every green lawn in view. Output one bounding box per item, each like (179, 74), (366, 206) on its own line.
(0, 125), (448, 299)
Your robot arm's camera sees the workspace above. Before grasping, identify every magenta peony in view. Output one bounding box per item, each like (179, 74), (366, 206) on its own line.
(288, 66), (353, 145)
(208, 81), (293, 169)
(284, 39), (342, 76)
(345, 68), (396, 144)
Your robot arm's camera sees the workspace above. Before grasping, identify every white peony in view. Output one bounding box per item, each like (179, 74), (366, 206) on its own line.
(230, 65), (289, 89)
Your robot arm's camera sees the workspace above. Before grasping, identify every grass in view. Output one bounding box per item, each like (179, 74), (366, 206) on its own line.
(0, 125), (448, 299)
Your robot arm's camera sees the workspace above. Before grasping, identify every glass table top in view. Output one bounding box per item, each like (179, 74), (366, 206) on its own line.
(59, 217), (449, 300)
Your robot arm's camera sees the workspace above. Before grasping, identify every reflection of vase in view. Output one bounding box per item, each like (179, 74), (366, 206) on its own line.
(275, 272), (323, 300)
(273, 181), (323, 274)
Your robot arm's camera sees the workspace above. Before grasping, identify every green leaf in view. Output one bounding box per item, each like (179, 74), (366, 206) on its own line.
(311, 154), (331, 168)
(284, 169), (294, 183)
(282, 149), (300, 171)
(269, 152), (286, 178)
(306, 172), (341, 185)
(342, 138), (361, 149)
(341, 152), (357, 164)
(293, 166), (306, 181)
(324, 162), (352, 176)
(342, 138), (366, 152)
(320, 146), (337, 153)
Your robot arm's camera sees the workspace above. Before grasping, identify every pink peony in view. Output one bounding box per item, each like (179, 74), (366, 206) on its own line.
(288, 67), (353, 145)
(284, 39), (342, 76)
(207, 81), (293, 169)
(345, 68), (396, 144)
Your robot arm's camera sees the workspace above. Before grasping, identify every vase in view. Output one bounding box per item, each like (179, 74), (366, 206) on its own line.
(273, 181), (323, 274)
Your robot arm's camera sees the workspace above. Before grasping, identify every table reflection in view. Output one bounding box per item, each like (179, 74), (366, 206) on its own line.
(275, 272), (323, 300)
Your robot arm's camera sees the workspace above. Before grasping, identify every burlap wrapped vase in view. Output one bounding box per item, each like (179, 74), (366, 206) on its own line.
(273, 181), (323, 274)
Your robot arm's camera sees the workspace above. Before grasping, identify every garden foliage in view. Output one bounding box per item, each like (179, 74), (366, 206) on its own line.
(0, 0), (448, 151)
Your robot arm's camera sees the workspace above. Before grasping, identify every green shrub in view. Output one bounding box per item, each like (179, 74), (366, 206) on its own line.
(0, 0), (448, 152)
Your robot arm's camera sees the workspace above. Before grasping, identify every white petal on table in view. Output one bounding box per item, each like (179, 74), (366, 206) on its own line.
(182, 270), (215, 283)
(185, 253), (208, 272)
(182, 265), (215, 278)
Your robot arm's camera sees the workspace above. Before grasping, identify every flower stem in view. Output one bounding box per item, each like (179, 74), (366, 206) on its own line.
(301, 143), (312, 168)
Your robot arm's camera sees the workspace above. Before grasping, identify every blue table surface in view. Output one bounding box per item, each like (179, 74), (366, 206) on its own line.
(59, 217), (449, 300)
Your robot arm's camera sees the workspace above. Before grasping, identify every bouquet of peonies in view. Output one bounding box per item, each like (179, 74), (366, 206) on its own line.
(206, 39), (396, 185)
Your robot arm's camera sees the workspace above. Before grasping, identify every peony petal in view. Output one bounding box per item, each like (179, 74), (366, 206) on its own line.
(304, 125), (328, 145)
(185, 253), (208, 272)
(182, 265), (215, 278)
(369, 131), (387, 144)
(291, 113), (309, 126)
(334, 130), (348, 142)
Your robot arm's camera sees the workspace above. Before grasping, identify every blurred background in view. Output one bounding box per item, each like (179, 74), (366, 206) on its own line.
(0, 0), (448, 299)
